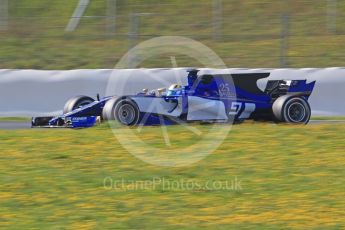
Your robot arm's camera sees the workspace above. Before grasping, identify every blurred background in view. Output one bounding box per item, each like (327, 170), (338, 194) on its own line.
(0, 0), (345, 69)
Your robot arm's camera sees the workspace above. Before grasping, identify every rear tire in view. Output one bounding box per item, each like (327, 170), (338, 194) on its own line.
(63, 95), (95, 114)
(102, 98), (141, 126)
(272, 95), (311, 124)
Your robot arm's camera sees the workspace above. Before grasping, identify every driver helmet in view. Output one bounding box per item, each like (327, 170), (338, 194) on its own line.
(167, 84), (183, 96)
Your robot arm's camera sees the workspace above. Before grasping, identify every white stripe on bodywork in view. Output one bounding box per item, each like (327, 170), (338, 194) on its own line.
(238, 103), (256, 119)
(131, 97), (183, 117)
(187, 96), (228, 121)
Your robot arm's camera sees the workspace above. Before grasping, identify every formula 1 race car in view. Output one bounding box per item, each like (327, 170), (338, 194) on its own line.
(32, 69), (316, 128)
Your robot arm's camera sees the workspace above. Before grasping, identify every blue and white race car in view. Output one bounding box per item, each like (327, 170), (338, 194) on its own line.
(32, 69), (316, 128)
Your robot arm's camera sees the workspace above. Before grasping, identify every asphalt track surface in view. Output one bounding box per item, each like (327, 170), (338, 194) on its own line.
(0, 120), (344, 130)
(0, 121), (32, 130)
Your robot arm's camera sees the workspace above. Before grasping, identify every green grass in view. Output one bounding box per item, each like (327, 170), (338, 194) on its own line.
(2, 0), (345, 69)
(311, 116), (345, 120)
(0, 117), (31, 122)
(0, 123), (344, 229)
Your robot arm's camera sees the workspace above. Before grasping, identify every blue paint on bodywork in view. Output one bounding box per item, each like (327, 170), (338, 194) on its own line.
(70, 116), (97, 128)
(288, 80), (316, 98)
(48, 97), (110, 127)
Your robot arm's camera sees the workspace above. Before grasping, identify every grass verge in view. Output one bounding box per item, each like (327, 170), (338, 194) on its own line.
(311, 116), (345, 120)
(0, 117), (31, 122)
(0, 123), (344, 229)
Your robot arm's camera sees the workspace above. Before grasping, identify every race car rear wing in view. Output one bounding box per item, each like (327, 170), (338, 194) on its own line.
(265, 80), (316, 100)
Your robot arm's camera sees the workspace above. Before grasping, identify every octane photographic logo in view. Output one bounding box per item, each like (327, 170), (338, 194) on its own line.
(106, 36), (235, 167)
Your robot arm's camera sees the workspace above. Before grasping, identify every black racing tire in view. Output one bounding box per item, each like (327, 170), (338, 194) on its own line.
(63, 95), (95, 114)
(102, 98), (141, 126)
(272, 95), (311, 124)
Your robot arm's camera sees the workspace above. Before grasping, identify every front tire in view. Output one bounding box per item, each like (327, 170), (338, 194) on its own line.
(63, 95), (95, 114)
(102, 98), (141, 126)
(272, 95), (311, 124)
